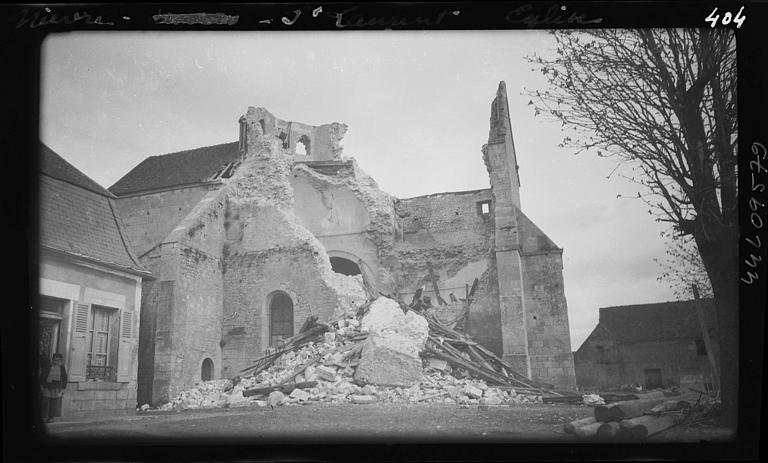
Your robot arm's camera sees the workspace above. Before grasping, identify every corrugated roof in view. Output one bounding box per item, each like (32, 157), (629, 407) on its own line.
(40, 146), (149, 275)
(597, 299), (718, 343)
(109, 141), (240, 195)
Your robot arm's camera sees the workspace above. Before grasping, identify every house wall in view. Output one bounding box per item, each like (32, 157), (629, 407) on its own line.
(113, 185), (215, 257)
(574, 330), (718, 390)
(39, 254), (141, 419)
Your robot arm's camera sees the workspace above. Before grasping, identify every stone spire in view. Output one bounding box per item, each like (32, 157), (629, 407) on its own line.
(483, 81), (521, 210)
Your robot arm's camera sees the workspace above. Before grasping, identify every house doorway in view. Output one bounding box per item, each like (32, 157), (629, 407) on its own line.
(39, 318), (61, 369)
(644, 368), (663, 390)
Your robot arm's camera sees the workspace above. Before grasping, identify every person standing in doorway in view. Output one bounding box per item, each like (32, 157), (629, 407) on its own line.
(40, 353), (67, 423)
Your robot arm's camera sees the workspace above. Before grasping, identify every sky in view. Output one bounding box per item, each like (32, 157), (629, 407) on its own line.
(40, 31), (678, 350)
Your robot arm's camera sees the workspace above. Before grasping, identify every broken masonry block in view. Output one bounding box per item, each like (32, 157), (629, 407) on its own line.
(289, 388), (311, 401)
(351, 394), (377, 405)
(463, 384), (483, 399)
(315, 365), (337, 381)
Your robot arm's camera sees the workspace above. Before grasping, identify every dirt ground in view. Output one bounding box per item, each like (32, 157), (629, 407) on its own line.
(40, 402), (733, 444)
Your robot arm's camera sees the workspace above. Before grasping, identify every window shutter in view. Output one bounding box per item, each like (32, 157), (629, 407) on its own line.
(117, 310), (135, 382)
(68, 303), (90, 382)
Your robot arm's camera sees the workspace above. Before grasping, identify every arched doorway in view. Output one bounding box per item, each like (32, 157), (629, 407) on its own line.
(330, 256), (362, 276)
(269, 292), (294, 346)
(201, 358), (213, 381)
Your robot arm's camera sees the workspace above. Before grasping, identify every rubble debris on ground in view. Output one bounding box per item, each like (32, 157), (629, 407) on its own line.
(564, 388), (719, 441)
(150, 287), (561, 412)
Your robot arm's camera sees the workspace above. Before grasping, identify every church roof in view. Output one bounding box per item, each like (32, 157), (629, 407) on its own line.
(596, 299), (717, 344)
(109, 141), (240, 195)
(40, 144), (149, 275)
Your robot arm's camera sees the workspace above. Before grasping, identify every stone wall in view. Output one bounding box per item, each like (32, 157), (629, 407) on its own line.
(113, 185), (214, 256)
(516, 211), (575, 389)
(575, 334), (718, 390)
(220, 245), (344, 377)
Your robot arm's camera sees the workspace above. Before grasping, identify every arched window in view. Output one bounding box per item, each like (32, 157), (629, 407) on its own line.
(269, 293), (294, 346)
(201, 358), (213, 381)
(295, 135), (311, 156)
(330, 257), (362, 276)
(258, 119), (266, 136)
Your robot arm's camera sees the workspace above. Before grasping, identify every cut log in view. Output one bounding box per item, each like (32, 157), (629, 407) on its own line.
(594, 398), (666, 422)
(633, 390), (667, 400)
(649, 400), (691, 414)
(597, 421), (621, 439)
(619, 415), (677, 439)
(572, 422), (602, 438)
(564, 416), (596, 434)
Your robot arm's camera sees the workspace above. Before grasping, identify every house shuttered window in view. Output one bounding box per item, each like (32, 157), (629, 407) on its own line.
(69, 302), (136, 383)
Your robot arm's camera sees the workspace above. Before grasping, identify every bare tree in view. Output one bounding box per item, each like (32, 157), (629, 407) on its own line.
(526, 29), (737, 428)
(655, 231), (713, 300)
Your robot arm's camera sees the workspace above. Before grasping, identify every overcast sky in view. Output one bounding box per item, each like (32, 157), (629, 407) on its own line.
(40, 31), (678, 350)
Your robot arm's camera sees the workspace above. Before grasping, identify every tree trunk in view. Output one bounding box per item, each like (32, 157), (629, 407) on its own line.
(696, 232), (739, 432)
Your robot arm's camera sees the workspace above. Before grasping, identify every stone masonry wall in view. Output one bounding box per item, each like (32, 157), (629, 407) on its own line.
(220, 245), (344, 377)
(113, 185), (214, 257)
(522, 252), (576, 389)
(575, 336), (717, 391)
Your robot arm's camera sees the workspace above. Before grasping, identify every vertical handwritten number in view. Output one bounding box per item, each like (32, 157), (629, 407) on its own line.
(721, 11), (732, 25)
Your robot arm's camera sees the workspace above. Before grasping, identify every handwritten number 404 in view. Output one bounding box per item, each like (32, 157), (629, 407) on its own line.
(706, 6), (746, 28)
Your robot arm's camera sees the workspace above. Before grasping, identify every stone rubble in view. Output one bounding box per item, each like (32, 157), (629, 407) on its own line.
(151, 297), (544, 412)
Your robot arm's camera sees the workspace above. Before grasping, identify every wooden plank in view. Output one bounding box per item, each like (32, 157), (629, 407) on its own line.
(426, 262), (447, 306)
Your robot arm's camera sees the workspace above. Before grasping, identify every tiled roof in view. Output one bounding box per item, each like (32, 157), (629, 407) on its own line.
(109, 142), (240, 195)
(598, 299), (718, 343)
(41, 144), (115, 197)
(40, 146), (148, 275)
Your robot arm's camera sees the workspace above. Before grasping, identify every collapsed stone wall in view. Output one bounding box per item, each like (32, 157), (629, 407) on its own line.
(291, 161), (397, 293)
(219, 109), (367, 378)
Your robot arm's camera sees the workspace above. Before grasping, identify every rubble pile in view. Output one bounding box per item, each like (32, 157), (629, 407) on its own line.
(152, 293), (556, 412)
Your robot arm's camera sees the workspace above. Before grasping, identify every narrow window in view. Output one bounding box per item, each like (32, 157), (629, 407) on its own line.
(269, 293), (294, 347)
(695, 339), (707, 356)
(477, 200), (492, 216)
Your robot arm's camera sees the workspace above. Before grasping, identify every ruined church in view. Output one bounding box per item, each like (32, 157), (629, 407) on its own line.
(109, 82), (576, 405)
